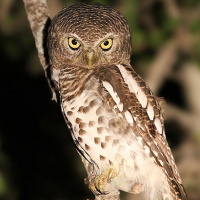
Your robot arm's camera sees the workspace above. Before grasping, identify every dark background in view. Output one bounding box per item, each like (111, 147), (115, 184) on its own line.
(0, 0), (200, 200)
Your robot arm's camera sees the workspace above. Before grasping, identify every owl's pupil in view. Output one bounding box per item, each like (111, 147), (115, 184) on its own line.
(104, 41), (109, 46)
(72, 39), (77, 45)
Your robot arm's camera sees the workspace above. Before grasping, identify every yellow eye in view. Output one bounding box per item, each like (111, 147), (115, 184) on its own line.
(68, 37), (81, 50)
(100, 38), (113, 51)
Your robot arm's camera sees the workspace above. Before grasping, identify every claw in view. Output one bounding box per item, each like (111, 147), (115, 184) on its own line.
(89, 167), (118, 195)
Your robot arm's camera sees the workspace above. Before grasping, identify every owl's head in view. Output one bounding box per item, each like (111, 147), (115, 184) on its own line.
(48, 3), (132, 69)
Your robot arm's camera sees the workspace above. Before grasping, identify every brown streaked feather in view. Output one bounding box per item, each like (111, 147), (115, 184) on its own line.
(95, 64), (187, 199)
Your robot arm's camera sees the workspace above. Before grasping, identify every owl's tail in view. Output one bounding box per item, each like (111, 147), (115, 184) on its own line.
(167, 180), (188, 200)
(143, 173), (187, 200)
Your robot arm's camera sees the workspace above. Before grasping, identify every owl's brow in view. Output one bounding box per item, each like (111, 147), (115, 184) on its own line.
(67, 33), (83, 44)
(93, 33), (118, 46)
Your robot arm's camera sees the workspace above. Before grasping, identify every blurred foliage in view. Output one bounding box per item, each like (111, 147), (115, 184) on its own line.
(0, 155), (9, 196)
(0, 0), (200, 200)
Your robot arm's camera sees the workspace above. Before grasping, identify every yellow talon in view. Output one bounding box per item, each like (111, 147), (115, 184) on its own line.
(89, 167), (118, 195)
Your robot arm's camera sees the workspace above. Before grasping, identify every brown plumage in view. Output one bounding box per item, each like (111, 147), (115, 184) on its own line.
(48, 2), (187, 200)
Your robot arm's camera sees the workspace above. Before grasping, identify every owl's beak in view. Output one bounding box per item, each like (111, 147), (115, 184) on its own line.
(84, 49), (96, 69)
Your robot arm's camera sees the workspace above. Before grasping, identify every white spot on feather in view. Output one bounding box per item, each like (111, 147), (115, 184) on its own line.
(118, 102), (123, 112)
(154, 118), (162, 134)
(147, 103), (154, 120)
(152, 150), (158, 157)
(102, 81), (123, 112)
(136, 89), (147, 108)
(144, 146), (150, 155)
(125, 110), (134, 125)
(117, 65), (147, 108)
(159, 160), (164, 166)
(137, 137), (143, 146)
(117, 64), (138, 93)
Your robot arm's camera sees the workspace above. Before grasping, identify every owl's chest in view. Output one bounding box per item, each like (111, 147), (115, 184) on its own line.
(61, 89), (143, 171)
(62, 89), (112, 146)
(62, 89), (125, 165)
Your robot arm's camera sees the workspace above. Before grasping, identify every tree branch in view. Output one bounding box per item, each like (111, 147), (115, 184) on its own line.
(94, 192), (120, 200)
(144, 40), (178, 94)
(23, 0), (49, 70)
(23, 0), (56, 101)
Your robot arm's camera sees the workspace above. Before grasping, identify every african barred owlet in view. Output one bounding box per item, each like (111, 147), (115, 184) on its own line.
(48, 2), (187, 200)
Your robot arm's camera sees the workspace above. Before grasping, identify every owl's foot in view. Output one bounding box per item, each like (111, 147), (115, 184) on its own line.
(89, 167), (118, 195)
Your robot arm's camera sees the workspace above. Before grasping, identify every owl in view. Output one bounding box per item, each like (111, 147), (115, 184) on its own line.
(47, 2), (187, 200)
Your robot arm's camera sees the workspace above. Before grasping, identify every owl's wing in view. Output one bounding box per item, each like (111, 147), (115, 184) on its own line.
(96, 64), (187, 199)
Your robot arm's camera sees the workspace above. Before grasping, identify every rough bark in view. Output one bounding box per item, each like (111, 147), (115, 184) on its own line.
(23, 0), (56, 101)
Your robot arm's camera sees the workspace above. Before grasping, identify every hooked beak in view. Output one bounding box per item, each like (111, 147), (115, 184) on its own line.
(84, 49), (96, 69)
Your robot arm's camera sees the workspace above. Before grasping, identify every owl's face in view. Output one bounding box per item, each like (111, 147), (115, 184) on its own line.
(48, 3), (132, 69)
